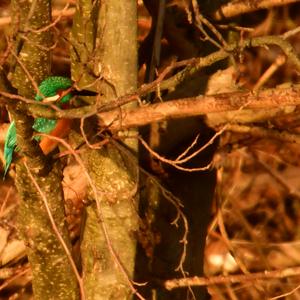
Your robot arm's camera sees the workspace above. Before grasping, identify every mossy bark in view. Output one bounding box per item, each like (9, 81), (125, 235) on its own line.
(71, 1), (138, 299)
(9, 1), (80, 299)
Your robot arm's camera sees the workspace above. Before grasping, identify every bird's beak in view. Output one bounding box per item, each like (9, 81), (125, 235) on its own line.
(42, 87), (73, 103)
(72, 89), (98, 96)
(43, 94), (61, 103)
(41, 88), (97, 103)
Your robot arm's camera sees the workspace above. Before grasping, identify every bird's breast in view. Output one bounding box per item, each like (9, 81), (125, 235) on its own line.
(39, 118), (72, 155)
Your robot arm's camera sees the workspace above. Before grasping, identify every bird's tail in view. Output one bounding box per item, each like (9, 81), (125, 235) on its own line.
(3, 121), (16, 179)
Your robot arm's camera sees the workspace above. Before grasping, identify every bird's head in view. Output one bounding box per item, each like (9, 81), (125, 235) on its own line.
(35, 76), (73, 104)
(35, 76), (98, 105)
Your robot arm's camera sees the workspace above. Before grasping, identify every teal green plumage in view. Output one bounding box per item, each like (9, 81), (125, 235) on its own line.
(3, 76), (73, 178)
(3, 121), (17, 177)
(34, 76), (72, 103)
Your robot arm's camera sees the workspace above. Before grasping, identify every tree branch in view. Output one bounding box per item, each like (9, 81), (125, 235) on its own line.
(97, 85), (300, 130)
(164, 265), (300, 290)
(213, 0), (300, 20)
(18, 84), (300, 131)
(0, 7), (75, 28)
(2, 33), (299, 128)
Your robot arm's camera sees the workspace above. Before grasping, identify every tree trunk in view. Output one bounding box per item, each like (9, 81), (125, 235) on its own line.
(9, 0), (80, 299)
(71, 1), (139, 299)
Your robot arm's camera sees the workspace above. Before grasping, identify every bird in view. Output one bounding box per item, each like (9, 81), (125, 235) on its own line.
(3, 76), (96, 178)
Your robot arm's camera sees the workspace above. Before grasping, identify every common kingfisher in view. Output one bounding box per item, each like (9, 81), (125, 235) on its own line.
(3, 76), (95, 177)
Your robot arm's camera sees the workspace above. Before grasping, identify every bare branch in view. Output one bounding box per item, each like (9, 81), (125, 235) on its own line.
(164, 265), (300, 290)
(0, 7), (75, 28)
(213, 0), (300, 20)
(98, 85), (300, 130)
(227, 124), (300, 145)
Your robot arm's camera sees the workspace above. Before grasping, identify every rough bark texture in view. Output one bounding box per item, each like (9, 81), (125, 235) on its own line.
(9, 1), (80, 299)
(71, 1), (138, 299)
(81, 146), (138, 299)
(15, 162), (79, 300)
(70, 0), (99, 89)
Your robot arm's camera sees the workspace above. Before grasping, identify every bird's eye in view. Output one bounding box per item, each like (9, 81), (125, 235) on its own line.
(56, 89), (64, 98)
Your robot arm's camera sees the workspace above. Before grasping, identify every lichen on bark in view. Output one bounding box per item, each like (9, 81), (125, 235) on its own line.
(81, 145), (138, 299)
(71, 1), (139, 299)
(9, 0), (80, 299)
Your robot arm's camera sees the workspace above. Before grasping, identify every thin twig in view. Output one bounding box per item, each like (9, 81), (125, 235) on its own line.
(28, 2), (71, 33)
(0, 187), (13, 217)
(175, 134), (200, 161)
(111, 139), (189, 273)
(0, 266), (30, 292)
(226, 124), (300, 146)
(253, 55), (286, 91)
(192, 1), (227, 49)
(164, 265), (300, 290)
(251, 151), (300, 198)
(0, 8), (76, 28)
(282, 26), (300, 39)
(269, 283), (300, 299)
(138, 136), (212, 172)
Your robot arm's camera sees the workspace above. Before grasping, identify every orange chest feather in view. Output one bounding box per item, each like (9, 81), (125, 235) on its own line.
(39, 119), (72, 155)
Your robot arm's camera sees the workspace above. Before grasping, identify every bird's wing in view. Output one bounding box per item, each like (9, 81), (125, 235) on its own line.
(32, 118), (57, 136)
(3, 118), (60, 178)
(3, 121), (17, 177)
(5, 121), (17, 148)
